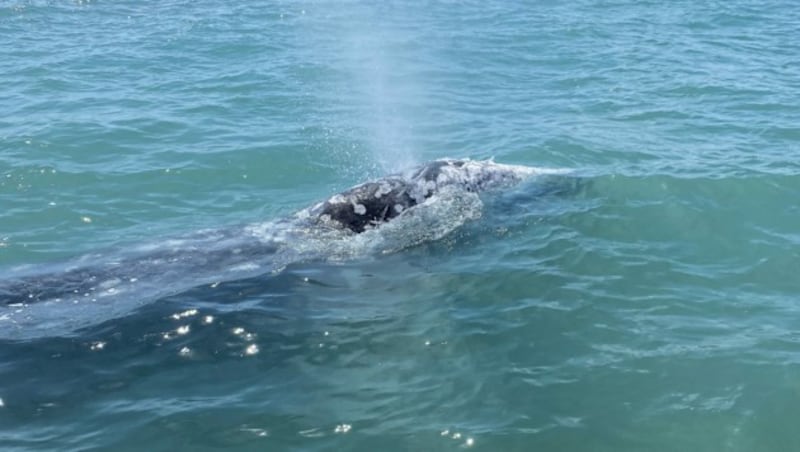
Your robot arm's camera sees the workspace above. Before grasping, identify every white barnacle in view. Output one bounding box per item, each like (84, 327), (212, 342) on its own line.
(394, 204), (405, 213)
(374, 182), (392, 198)
(352, 202), (366, 215)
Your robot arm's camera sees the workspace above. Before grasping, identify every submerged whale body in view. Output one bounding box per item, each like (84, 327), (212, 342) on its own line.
(0, 158), (569, 339)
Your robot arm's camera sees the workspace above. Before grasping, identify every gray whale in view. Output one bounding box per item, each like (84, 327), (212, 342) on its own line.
(303, 158), (565, 233)
(0, 158), (568, 338)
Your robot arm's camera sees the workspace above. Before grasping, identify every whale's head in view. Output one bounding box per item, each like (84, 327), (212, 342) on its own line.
(306, 159), (564, 233)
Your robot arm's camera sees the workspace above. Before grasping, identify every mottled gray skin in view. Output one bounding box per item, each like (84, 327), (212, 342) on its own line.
(310, 178), (416, 233)
(307, 159), (530, 233)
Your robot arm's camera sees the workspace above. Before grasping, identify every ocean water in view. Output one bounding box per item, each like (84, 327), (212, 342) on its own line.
(2, 0), (800, 450)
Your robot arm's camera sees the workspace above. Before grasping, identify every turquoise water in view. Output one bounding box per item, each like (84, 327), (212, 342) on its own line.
(2, 0), (800, 450)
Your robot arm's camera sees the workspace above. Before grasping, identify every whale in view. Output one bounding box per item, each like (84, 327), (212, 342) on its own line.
(301, 158), (564, 233)
(0, 158), (570, 339)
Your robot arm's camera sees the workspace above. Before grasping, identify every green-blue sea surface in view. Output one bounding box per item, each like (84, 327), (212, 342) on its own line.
(2, 1), (800, 450)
